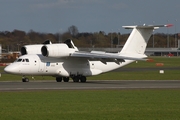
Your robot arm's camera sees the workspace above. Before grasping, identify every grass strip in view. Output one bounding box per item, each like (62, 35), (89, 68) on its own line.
(0, 89), (180, 120)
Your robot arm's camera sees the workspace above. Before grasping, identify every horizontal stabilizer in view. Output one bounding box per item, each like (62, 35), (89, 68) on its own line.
(123, 24), (173, 29)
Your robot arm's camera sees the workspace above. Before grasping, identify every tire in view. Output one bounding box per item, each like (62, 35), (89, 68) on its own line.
(22, 78), (29, 82)
(72, 76), (79, 82)
(63, 77), (69, 82)
(56, 77), (62, 82)
(80, 76), (86, 83)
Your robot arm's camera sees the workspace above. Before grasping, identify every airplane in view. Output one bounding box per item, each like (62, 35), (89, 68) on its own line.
(4, 24), (172, 82)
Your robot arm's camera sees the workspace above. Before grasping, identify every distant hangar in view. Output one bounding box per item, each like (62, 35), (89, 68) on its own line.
(79, 48), (180, 56)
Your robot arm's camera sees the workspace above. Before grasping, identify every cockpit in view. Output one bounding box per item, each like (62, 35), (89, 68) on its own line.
(16, 58), (29, 62)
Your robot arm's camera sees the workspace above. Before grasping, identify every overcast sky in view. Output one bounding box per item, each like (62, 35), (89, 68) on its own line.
(0, 0), (179, 34)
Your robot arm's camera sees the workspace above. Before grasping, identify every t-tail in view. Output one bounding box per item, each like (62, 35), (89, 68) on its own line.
(120, 24), (173, 58)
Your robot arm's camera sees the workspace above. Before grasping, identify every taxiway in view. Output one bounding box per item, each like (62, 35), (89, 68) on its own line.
(0, 80), (180, 91)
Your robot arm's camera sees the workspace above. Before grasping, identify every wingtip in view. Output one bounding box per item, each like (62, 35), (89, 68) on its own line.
(165, 24), (173, 27)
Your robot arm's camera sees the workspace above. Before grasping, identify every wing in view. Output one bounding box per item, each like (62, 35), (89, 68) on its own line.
(70, 51), (148, 64)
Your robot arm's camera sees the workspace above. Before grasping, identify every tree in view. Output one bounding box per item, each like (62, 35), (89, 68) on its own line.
(68, 25), (79, 37)
(113, 37), (118, 45)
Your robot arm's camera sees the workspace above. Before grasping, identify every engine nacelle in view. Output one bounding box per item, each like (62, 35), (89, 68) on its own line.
(21, 45), (43, 55)
(41, 44), (75, 58)
(21, 40), (52, 55)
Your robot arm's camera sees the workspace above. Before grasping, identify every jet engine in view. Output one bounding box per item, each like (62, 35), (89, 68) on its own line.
(21, 45), (44, 55)
(41, 44), (75, 58)
(21, 40), (52, 55)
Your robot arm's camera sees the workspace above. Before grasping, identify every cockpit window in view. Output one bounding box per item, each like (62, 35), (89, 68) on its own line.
(25, 59), (29, 62)
(16, 58), (29, 62)
(17, 59), (22, 62)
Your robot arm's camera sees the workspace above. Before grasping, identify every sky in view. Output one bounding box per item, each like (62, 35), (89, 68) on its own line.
(0, 0), (179, 34)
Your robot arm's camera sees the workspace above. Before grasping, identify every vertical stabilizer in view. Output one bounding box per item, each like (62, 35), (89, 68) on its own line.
(120, 25), (172, 55)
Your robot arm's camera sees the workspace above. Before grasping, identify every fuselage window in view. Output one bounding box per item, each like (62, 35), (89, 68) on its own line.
(22, 59), (25, 62)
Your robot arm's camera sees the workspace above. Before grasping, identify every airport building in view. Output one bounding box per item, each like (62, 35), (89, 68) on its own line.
(79, 40), (180, 56)
(1, 39), (180, 64)
(79, 47), (180, 56)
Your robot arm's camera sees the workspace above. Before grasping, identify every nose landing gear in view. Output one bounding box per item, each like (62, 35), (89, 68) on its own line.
(22, 76), (29, 82)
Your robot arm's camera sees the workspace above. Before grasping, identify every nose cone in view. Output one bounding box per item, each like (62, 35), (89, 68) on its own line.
(4, 64), (19, 74)
(4, 65), (13, 73)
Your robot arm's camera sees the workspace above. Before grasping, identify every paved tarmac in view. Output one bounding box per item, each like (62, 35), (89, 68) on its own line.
(0, 80), (180, 91)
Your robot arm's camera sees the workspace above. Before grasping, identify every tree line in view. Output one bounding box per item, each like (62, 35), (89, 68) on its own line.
(0, 25), (179, 52)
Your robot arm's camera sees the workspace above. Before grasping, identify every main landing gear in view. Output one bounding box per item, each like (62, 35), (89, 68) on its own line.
(72, 76), (86, 83)
(21, 76), (86, 83)
(56, 77), (69, 82)
(56, 76), (86, 83)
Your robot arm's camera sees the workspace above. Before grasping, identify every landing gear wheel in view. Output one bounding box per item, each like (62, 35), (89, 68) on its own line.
(72, 76), (79, 82)
(63, 77), (69, 82)
(80, 76), (86, 83)
(56, 77), (62, 82)
(22, 77), (29, 82)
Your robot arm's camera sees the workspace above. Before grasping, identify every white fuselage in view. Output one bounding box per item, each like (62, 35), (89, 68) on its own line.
(4, 24), (169, 82)
(4, 54), (134, 77)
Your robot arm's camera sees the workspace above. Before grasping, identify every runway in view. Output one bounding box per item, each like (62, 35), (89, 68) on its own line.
(0, 80), (180, 91)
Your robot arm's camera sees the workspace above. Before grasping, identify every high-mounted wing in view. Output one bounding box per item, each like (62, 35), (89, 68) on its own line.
(70, 51), (148, 61)
(41, 24), (172, 63)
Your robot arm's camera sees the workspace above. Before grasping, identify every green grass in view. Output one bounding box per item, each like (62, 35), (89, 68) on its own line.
(0, 89), (180, 120)
(125, 56), (180, 68)
(92, 56), (180, 80)
(0, 73), (55, 81)
(90, 70), (180, 80)
(1, 57), (180, 120)
(0, 56), (180, 81)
